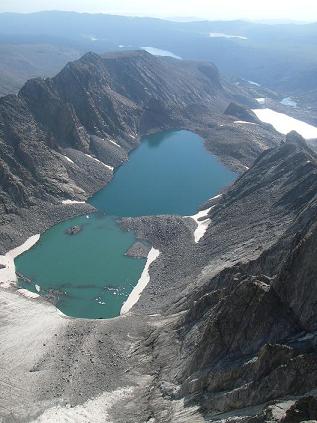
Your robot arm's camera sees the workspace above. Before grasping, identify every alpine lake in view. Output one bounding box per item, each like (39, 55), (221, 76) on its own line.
(15, 130), (236, 319)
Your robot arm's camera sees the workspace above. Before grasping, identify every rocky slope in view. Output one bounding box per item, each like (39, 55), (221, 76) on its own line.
(0, 51), (316, 421)
(119, 132), (317, 422)
(0, 50), (282, 253)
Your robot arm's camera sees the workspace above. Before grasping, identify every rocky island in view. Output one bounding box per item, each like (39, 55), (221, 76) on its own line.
(65, 225), (82, 235)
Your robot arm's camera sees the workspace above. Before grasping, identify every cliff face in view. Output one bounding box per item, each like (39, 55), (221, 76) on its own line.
(0, 50), (282, 253)
(182, 135), (317, 419)
(122, 132), (317, 422)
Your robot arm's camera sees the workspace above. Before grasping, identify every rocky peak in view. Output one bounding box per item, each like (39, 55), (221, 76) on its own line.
(285, 129), (310, 148)
(224, 101), (260, 123)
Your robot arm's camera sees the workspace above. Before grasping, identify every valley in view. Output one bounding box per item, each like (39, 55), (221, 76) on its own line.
(15, 130), (235, 319)
(0, 25), (316, 423)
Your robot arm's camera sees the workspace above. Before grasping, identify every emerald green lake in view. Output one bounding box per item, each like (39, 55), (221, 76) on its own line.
(15, 130), (236, 319)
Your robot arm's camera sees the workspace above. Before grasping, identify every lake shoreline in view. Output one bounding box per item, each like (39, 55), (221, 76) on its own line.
(4, 103), (312, 318)
(15, 130), (236, 319)
(0, 116), (255, 257)
(0, 234), (41, 288)
(121, 247), (160, 315)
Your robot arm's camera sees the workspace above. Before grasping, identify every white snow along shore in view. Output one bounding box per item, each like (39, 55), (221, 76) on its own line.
(121, 247), (160, 314)
(0, 235), (40, 288)
(62, 200), (86, 205)
(85, 154), (114, 171)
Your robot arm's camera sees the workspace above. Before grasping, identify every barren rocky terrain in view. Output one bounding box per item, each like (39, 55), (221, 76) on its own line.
(0, 52), (316, 422)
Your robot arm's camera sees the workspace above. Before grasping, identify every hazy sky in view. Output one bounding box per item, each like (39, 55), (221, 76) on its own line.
(0, 0), (317, 21)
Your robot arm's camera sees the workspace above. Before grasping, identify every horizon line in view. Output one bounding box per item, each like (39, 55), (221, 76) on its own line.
(0, 10), (315, 24)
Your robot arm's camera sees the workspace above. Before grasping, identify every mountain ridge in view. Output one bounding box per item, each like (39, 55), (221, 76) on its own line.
(0, 50), (282, 253)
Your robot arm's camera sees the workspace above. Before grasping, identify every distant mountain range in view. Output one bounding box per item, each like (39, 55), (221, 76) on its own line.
(0, 11), (317, 99)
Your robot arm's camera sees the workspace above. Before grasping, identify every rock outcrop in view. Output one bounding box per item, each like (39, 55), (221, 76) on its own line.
(224, 102), (261, 123)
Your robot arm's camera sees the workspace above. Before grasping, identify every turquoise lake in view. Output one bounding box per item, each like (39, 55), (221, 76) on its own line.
(15, 130), (236, 319)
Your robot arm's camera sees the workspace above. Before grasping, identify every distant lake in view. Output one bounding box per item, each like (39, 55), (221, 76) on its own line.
(140, 46), (182, 59)
(280, 97), (297, 108)
(209, 32), (248, 40)
(16, 130), (236, 319)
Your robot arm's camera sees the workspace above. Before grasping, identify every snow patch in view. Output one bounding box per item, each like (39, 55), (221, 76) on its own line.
(211, 194), (223, 200)
(191, 207), (214, 243)
(85, 154), (114, 171)
(0, 235), (40, 288)
(30, 387), (134, 423)
(252, 108), (317, 139)
(121, 248), (160, 315)
(234, 121), (256, 125)
(63, 155), (74, 164)
(62, 200), (86, 205)
(248, 80), (261, 87)
(141, 46), (182, 59)
(256, 98), (266, 105)
(17, 289), (40, 300)
(107, 138), (121, 148)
